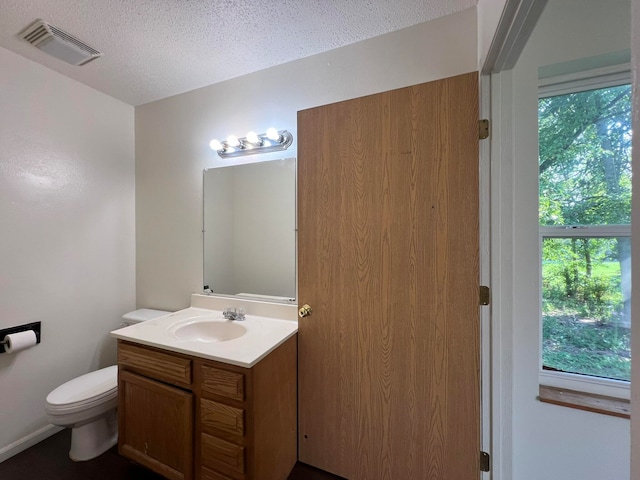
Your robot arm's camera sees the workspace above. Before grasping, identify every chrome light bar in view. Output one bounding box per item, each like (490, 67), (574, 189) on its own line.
(210, 129), (293, 159)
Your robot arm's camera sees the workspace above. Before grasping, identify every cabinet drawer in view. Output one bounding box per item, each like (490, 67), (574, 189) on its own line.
(201, 398), (245, 441)
(201, 365), (244, 401)
(201, 433), (245, 477)
(119, 342), (192, 389)
(201, 466), (238, 480)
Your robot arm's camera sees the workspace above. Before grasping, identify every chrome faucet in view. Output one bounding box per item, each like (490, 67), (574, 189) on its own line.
(223, 307), (246, 321)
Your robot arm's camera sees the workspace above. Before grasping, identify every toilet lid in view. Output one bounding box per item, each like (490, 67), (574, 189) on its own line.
(46, 365), (117, 408)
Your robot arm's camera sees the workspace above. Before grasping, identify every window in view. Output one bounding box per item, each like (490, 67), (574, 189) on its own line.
(538, 77), (632, 394)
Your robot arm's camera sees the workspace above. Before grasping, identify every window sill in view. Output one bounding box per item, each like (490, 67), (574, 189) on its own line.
(538, 385), (630, 419)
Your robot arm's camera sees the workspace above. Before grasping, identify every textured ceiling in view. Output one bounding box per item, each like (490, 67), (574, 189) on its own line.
(0, 0), (476, 106)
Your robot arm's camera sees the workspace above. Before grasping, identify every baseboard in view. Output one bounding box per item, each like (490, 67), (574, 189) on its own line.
(0, 424), (64, 463)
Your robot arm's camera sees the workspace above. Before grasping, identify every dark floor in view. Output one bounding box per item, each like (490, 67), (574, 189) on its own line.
(0, 429), (343, 480)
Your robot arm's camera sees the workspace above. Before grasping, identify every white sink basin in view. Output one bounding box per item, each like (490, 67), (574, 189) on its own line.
(170, 318), (247, 343)
(111, 305), (298, 367)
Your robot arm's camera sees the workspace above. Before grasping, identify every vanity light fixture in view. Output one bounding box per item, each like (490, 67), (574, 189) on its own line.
(210, 129), (293, 158)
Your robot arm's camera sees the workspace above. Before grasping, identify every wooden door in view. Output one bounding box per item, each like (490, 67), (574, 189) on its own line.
(297, 72), (480, 479)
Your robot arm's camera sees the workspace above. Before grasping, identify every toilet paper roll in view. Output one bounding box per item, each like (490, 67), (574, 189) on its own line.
(4, 330), (37, 354)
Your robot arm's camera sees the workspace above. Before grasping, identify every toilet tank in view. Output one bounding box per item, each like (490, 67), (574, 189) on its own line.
(121, 309), (170, 327)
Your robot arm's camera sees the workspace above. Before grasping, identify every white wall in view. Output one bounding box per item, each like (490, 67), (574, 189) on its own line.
(500, 1), (631, 478)
(478, 0), (509, 67)
(135, 8), (479, 311)
(0, 47), (135, 458)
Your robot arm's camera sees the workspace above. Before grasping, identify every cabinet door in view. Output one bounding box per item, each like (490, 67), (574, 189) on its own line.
(297, 72), (480, 479)
(119, 370), (194, 480)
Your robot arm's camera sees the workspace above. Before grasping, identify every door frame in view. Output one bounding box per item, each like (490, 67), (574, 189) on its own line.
(480, 2), (548, 479)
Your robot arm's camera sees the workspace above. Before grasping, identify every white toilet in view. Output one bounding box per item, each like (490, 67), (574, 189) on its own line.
(45, 308), (169, 461)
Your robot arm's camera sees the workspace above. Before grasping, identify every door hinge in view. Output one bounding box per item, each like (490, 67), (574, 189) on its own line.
(479, 119), (490, 140)
(480, 451), (491, 472)
(480, 286), (490, 306)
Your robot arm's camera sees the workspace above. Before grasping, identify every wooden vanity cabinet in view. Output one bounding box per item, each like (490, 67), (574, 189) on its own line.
(195, 335), (297, 480)
(118, 342), (194, 480)
(117, 336), (297, 480)
(119, 370), (194, 480)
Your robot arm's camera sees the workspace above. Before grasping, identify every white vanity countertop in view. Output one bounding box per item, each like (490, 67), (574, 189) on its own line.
(110, 307), (298, 368)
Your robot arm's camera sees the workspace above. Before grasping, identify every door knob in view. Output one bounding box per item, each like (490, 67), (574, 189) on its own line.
(298, 304), (313, 318)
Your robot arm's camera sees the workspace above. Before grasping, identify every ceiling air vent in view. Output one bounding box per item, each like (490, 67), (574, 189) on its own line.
(20, 19), (102, 66)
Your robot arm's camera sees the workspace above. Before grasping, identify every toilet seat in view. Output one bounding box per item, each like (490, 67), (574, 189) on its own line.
(46, 365), (117, 414)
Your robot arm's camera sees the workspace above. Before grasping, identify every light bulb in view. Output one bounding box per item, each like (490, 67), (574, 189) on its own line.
(266, 128), (280, 141)
(227, 135), (240, 147)
(246, 131), (261, 144)
(209, 139), (223, 151)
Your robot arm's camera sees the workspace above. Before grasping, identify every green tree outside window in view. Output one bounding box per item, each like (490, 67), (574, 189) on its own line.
(539, 83), (632, 381)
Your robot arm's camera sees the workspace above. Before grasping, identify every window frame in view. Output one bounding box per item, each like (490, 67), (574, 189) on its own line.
(537, 67), (632, 401)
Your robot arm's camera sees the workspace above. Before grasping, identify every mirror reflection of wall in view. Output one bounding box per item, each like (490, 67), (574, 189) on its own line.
(203, 157), (296, 301)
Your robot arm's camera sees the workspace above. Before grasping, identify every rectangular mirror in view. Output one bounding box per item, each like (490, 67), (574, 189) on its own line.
(203, 157), (296, 302)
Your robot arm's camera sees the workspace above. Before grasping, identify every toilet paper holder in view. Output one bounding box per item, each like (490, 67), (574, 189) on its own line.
(0, 322), (41, 353)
